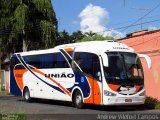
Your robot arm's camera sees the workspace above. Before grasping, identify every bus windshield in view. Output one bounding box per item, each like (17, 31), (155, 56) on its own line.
(104, 52), (144, 86)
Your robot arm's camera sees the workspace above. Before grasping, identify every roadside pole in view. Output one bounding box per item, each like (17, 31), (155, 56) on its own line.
(0, 78), (1, 92)
(0, 51), (2, 92)
(0, 52), (1, 71)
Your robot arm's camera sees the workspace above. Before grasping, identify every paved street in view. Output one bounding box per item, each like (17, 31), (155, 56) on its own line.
(0, 95), (160, 120)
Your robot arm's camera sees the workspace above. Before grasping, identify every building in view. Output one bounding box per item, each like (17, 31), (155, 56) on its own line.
(118, 29), (160, 100)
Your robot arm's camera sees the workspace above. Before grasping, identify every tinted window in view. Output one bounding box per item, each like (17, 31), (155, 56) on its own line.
(74, 52), (101, 81)
(23, 53), (70, 69)
(10, 56), (20, 69)
(56, 53), (70, 68)
(104, 52), (144, 85)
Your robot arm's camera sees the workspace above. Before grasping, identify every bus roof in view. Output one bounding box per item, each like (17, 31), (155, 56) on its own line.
(14, 40), (135, 56)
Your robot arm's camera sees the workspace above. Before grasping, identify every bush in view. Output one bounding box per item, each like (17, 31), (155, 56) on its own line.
(155, 102), (160, 109)
(1, 86), (5, 91)
(145, 96), (160, 109)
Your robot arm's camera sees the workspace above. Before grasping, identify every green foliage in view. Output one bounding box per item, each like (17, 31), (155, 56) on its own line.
(0, 0), (58, 57)
(40, 20), (55, 48)
(0, 113), (27, 120)
(71, 31), (84, 42)
(155, 103), (160, 109)
(57, 30), (71, 45)
(84, 31), (96, 37)
(14, 3), (28, 31)
(77, 34), (114, 42)
(57, 30), (115, 44)
(32, 0), (55, 20)
(145, 96), (160, 109)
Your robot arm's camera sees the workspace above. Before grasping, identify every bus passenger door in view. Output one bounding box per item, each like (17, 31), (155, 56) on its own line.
(92, 61), (102, 105)
(74, 52), (102, 105)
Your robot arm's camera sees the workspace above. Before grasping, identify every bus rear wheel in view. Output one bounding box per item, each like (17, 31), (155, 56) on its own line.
(73, 91), (84, 109)
(23, 87), (31, 102)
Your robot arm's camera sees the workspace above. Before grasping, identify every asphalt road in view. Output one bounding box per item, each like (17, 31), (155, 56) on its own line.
(0, 95), (160, 120)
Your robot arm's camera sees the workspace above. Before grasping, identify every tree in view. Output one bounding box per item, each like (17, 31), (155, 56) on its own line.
(85, 31), (96, 37)
(0, 0), (19, 53)
(0, 0), (58, 53)
(0, 0), (58, 70)
(71, 31), (84, 43)
(14, 0), (58, 50)
(77, 34), (114, 42)
(57, 30), (71, 45)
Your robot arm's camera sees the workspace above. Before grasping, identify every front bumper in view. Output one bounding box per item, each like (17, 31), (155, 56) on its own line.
(103, 96), (145, 105)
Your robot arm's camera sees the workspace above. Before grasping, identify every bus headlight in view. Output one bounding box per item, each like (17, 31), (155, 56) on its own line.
(104, 90), (117, 96)
(139, 91), (145, 96)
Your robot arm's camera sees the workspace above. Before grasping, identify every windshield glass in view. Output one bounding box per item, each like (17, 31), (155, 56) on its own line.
(104, 52), (144, 85)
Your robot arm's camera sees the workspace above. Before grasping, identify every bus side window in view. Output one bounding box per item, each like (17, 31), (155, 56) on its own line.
(56, 53), (70, 68)
(10, 56), (20, 69)
(39, 54), (55, 69)
(74, 52), (101, 81)
(23, 55), (40, 68)
(92, 59), (101, 81)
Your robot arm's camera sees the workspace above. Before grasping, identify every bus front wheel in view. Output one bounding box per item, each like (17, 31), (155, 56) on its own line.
(23, 87), (31, 102)
(73, 91), (84, 109)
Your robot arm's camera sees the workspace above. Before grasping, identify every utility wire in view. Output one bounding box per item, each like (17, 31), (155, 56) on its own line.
(1, 18), (160, 36)
(107, 13), (160, 28)
(92, 18), (160, 35)
(121, 2), (160, 32)
(112, 1), (160, 38)
(115, 18), (160, 30)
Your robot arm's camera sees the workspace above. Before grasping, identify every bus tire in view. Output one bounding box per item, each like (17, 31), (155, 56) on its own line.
(73, 91), (84, 109)
(23, 87), (31, 102)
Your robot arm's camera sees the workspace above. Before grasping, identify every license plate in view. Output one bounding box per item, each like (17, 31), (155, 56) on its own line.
(125, 99), (132, 102)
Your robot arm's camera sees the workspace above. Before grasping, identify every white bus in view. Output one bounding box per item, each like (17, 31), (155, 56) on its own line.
(10, 41), (151, 108)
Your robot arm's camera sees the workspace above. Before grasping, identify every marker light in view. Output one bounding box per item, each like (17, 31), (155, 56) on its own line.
(139, 91), (145, 96)
(104, 90), (117, 96)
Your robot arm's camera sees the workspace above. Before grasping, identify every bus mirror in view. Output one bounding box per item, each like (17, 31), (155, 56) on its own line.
(101, 53), (108, 67)
(138, 54), (151, 69)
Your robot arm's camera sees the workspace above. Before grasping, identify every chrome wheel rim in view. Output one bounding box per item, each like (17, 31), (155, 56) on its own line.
(76, 94), (82, 106)
(25, 91), (29, 100)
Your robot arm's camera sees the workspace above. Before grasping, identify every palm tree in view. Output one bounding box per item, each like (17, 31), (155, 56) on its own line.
(85, 31), (96, 37)
(57, 30), (71, 45)
(71, 30), (84, 42)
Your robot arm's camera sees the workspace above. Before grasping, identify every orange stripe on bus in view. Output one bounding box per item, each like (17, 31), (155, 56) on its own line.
(32, 69), (71, 96)
(93, 80), (101, 105)
(135, 85), (141, 92)
(108, 84), (120, 91)
(84, 77), (102, 105)
(84, 77), (93, 104)
(14, 69), (27, 90)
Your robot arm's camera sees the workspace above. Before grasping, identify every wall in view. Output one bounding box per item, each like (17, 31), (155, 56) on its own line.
(0, 70), (9, 92)
(119, 30), (160, 100)
(0, 70), (5, 91)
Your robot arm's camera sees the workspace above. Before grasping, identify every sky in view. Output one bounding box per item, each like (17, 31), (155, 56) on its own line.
(51, 0), (160, 38)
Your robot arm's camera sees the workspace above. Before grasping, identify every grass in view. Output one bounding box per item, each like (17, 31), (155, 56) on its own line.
(0, 113), (27, 120)
(0, 113), (44, 120)
(145, 96), (160, 109)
